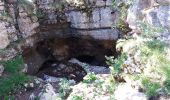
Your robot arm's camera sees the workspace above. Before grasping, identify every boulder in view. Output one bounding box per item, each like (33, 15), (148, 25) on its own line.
(114, 83), (147, 100)
(0, 30), (10, 49)
(38, 83), (59, 100)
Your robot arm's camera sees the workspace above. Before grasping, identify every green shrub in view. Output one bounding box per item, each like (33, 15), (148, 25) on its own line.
(70, 95), (83, 100)
(58, 79), (71, 98)
(106, 53), (127, 76)
(1, 56), (24, 74)
(0, 73), (30, 97)
(83, 72), (97, 83)
(138, 21), (165, 38)
(142, 77), (160, 97)
(0, 55), (31, 97)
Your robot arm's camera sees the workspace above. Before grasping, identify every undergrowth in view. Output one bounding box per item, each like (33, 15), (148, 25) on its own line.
(0, 56), (31, 98)
(107, 18), (170, 98)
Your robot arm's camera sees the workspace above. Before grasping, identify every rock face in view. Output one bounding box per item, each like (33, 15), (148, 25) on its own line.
(127, 0), (170, 32)
(36, 0), (119, 40)
(0, 0), (120, 61)
(0, 0), (39, 60)
(156, 0), (170, 5)
(18, 10), (39, 38)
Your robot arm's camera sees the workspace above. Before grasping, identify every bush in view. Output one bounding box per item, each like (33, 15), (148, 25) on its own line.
(0, 55), (31, 98)
(0, 73), (30, 97)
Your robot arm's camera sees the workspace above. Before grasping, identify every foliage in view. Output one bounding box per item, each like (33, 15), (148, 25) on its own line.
(0, 11), (12, 22)
(106, 53), (127, 76)
(138, 21), (165, 38)
(0, 55), (31, 98)
(141, 77), (160, 97)
(58, 78), (71, 98)
(18, 0), (35, 15)
(109, 14), (170, 97)
(112, 0), (132, 34)
(0, 73), (30, 97)
(115, 19), (131, 34)
(0, 55), (24, 74)
(83, 72), (97, 83)
(145, 40), (166, 53)
(69, 95), (83, 100)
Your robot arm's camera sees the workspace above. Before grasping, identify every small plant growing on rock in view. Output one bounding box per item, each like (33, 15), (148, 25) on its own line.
(137, 21), (165, 38)
(106, 53), (127, 82)
(58, 78), (71, 98)
(83, 72), (97, 83)
(141, 77), (161, 97)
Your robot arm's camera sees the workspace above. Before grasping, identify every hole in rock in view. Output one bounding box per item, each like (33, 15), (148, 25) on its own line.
(76, 55), (96, 65)
(23, 37), (118, 83)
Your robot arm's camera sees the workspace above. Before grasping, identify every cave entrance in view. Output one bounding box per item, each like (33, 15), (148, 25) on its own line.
(76, 55), (96, 64)
(23, 36), (117, 82)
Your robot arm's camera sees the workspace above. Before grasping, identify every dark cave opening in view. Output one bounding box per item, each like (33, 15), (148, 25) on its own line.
(23, 37), (117, 82)
(76, 55), (96, 64)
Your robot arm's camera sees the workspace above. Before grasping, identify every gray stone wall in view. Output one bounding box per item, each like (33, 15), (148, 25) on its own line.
(0, 0), (39, 60)
(0, 0), (119, 60)
(127, 0), (170, 32)
(36, 0), (119, 40)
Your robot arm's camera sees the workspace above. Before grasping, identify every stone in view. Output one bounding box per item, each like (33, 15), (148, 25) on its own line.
(156, 0), (170, 5)
(18, 16), (39, 38)
(43, 75), (61, 82)
(143, 6), (170, 32)
(114, 83), (147, 100)
(67, 7), (114, 29)
(0, 48), (18, 61)
(38, 83), (58, 100)
(127, 0), (170, 33)
(69, 58), (110, 74)
(0, 65), (4, 76)
(0, 31), (10, 49)
(126, 0), (151, 30)
(76, 29), (119, 40)
(29, 93), (36, 100)
(96, 0), (112, 6)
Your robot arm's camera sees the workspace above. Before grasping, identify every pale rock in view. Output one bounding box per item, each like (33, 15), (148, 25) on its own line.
(67, 7), (113, 29)
(127, 0), (170, 33)
(96, 0), (112, 6)
(76, 29), (119, 40)
(69, 58), (110, 74)
(114, 83), (147, 100)
(29, 93), (36, 100)
(126, 0), (151, 30)
(0, 65), (4, 76)
(0, 31), (10, 49)
(0, 48), (18, 61)
(156, 0), (170, 5)
(38, 83), (58, 100)
(143, 6), (170, 32)
(43, 74), (61, 82)
(18, 16), (39, 38)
